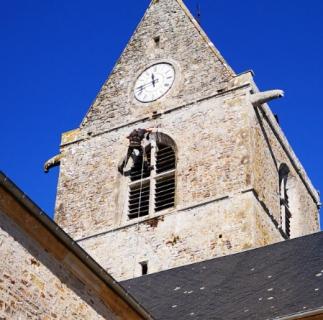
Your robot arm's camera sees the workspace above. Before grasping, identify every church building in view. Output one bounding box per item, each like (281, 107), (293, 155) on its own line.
(52, 0), (319, 281)
(1, 0), (322, 319)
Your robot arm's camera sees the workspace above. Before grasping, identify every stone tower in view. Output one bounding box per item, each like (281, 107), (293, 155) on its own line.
(53, 0), (320, 280)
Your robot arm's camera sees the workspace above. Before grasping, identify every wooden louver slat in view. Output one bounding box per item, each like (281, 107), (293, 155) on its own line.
(128, 183), (150, 219)
(156, 145), (175, 174)
(285, 206), (291, 239)
(155, 173), (175, 212)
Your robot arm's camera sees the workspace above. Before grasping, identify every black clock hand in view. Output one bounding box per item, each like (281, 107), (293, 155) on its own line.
(136, 78), (159, 92)
(152, 73), (156, 87)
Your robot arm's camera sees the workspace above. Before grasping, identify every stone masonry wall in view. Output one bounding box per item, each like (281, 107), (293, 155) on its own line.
(53, 0), (319, 281)
(55, 72), (319, 281)
(80, 0), (234, 135)
(56, 88), (252, 240)
(79, 192), (283, 281)
(250, 101), (319, 237)
(0, 210), (117, 320)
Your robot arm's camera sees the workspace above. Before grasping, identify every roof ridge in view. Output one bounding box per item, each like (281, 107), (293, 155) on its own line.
(174, 0), (235, 76)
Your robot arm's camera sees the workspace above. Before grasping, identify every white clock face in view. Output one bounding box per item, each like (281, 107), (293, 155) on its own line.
(134, 63), (175, 103)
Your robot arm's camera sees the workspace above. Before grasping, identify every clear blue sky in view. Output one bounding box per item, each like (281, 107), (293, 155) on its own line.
(1, 0), (322, 223)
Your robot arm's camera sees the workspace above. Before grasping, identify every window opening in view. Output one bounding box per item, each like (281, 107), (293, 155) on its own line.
(140, 261), (148, 275)
(128, 181), (150, 219)
(127, 133), (176, 220)
(279, 164), (291, 238)
(155, 142), (176, 212)
(154, 36), (160, 48)
(155, 173), (175, 212)
(156, 144), (176, 174)
(283, 209), (291, 238)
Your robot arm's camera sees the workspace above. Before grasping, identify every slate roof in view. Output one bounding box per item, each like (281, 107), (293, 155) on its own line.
(122, 232), (323, 320)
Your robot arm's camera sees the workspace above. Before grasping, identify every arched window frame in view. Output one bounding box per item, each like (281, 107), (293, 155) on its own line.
(126, 132), (176, 220)
(279, 163), (291, 238)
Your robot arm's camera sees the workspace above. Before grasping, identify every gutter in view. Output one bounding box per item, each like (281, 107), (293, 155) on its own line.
(0, 171), (154, 320)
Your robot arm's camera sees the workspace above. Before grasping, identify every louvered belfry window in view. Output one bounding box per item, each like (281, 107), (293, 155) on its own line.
(279, 164), (291, 239)
(155, 144), (176, 212)
(127, 134), (176, 220)
(128, 182), (150, 219)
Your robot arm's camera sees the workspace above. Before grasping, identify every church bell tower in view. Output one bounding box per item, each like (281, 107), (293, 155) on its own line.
(52, 0), (320, 280)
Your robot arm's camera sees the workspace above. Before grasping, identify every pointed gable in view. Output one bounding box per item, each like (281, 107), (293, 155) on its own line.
(81, 0), (235, 133)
